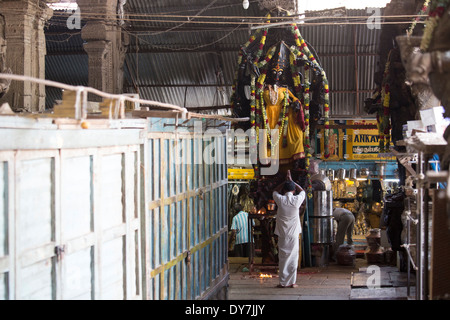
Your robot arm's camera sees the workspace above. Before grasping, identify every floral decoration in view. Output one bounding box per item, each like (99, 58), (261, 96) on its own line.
(420, 0), (450, 51)
(231, 15), (330, 198)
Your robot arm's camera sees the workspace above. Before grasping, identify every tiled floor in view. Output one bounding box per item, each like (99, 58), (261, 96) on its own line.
(227, 257), (416, 300)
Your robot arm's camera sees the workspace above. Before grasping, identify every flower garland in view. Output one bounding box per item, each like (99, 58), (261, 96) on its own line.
(231, 13), (271, 114)
(240, 16), (270, 176)
(259, 86), (289, 152)
(407, 0), (431, 36)
(244, 30), (261, 175)
(250, 28), (270, 139)
(290, 23), (330, 197)
(377, 53), (392, 153)
(289, 52), (303, 94)
(323, 73), (330, 155)
(230, 15), (330, 199)
(380, 89), (391, 152)
(231, 32), (260, 112)
(420, 0), (450, 51)
(290, 24), (330, 158)
(254, 45), (289, 150)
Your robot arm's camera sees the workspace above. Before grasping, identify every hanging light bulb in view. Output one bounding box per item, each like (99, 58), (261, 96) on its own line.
(243, 0), (249, 9)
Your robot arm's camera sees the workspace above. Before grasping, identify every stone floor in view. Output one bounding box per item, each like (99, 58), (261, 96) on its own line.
(227, 257), (416, 300)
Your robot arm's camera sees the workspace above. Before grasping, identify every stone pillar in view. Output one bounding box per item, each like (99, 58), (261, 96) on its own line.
(0, 11), (10, 99)
(77, 0), (128, 101)
(0, 0), (53, 112)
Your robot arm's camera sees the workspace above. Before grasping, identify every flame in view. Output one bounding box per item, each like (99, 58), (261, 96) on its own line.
(259, 273), (272, 278)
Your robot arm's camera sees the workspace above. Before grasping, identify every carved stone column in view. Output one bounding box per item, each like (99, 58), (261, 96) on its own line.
(0, 0), (52, 112)
(77, 0), (128, 101)
(0, 11), (11, 99)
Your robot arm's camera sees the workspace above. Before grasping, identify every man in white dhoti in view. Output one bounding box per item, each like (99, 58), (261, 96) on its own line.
(272, 171), (305, 288)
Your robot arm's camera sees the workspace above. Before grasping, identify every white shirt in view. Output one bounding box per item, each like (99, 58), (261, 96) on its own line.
(273, 190), (305, 238)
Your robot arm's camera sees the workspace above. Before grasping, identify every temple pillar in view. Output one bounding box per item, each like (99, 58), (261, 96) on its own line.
(0, 0), (53, 112)
(77, 0), (128, 101)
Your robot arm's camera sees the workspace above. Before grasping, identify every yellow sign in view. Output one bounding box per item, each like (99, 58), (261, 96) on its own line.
(228, 168), (255, 180)
(345, 120), (394, 160)
(317, 120), (394, 161)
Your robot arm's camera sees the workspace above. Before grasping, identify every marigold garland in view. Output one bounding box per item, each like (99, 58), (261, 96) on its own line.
(290, 23), (330, 197)
(377, 53), (392, 153)
(231, 16), (330, 199)
(243, 14), (271, 176)
(259, 86), (289, 150)
(420, 0), (449, 51)
(407, 0), (431, 36)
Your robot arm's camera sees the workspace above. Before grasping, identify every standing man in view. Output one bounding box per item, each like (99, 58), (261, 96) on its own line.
(273, 170), (306, 288)
(230, 203), (252, 257)
(332, 207), (355, 259)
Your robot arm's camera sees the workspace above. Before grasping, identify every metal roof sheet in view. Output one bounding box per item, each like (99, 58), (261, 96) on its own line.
(44, 4), (383, 118)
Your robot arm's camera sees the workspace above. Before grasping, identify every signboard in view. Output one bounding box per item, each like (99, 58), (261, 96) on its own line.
(346, 120), (394, 160)
(317, 127), (344, 161)
(316, 120), (394, 161)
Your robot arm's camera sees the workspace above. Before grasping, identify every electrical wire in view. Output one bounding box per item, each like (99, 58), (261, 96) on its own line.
(9, 0), (423, 27)
(129, 24), (243, 52)
(0, 72), (250, 123)
(47, 10), (425, 23)
(44, 14), (426, 48)
(45, 12), (426, 32)
(42, 2), (428, 48)
(144, 0), (221, 36)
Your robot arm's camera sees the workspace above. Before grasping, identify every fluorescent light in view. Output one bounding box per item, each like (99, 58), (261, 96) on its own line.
(297, 0), (391, 11)
(384, 179), (400, 182)
(47, 2), (78, 10)
(243, 0), (249, 10)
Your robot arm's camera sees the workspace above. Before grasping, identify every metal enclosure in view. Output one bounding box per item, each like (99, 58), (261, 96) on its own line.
(0, 116), (229, 300)
(143, 118), (229, 300)
(310, 190), (334, 244)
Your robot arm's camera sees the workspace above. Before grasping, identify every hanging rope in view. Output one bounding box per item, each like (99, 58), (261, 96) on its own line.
(0, 73), (248, 123)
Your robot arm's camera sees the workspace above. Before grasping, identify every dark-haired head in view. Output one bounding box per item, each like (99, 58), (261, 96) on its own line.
(284, 181), (296, 193)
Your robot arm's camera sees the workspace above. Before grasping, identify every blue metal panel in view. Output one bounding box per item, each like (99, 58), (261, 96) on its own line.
(144, 117), (229, 300)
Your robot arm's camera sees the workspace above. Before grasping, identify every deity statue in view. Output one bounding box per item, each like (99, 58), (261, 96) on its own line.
(231, 14), (330, 197)
(258, 41), (306, 165)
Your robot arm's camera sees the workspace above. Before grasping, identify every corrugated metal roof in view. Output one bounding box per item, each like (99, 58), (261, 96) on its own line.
(44, 3), (383, 118)
(45, 54), (88, 108)
(298, 8), (383, 117)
